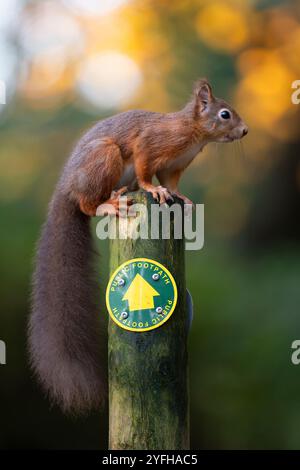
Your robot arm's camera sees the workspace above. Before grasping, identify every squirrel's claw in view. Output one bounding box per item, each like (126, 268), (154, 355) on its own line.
(148, 186), (174, 205)
(96, 194), (132, 217)
(172, 192), (194, 208)
(110, 186), (128, 199)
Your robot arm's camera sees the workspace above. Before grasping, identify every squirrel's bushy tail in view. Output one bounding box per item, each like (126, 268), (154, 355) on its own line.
(29, 188), (106, 414)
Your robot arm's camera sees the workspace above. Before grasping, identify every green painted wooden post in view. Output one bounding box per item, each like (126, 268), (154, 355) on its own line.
(108, 190), (189, 450)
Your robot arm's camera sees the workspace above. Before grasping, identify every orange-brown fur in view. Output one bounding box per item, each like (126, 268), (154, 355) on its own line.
(65, 79), (247, 213)
(29, 79), (248, 414)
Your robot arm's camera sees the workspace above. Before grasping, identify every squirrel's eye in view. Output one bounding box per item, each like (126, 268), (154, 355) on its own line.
(219, 109), (231, 120)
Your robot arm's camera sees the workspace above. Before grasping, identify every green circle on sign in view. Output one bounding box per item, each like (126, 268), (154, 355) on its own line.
(106, 258), (178, 332)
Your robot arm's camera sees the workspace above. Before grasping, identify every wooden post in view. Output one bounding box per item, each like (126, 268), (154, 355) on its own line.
(108, 190), (189, 450)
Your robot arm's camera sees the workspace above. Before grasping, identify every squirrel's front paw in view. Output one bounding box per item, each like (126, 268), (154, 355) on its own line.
(148, 186), (174, 205)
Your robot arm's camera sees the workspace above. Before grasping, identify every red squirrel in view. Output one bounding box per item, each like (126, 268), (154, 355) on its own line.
(29, 79), (248, 414)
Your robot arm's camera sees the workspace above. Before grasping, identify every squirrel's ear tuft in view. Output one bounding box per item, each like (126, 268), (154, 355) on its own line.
(193, 78), (213, 107)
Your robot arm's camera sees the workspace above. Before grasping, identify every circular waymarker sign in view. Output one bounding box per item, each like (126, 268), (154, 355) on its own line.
(106, 258), (178, 332)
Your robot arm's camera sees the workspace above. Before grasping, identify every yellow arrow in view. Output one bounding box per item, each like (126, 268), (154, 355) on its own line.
(122, 273), (160, 311)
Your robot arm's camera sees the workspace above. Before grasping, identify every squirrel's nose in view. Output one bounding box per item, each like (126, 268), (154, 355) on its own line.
(242, 127), (248, 137)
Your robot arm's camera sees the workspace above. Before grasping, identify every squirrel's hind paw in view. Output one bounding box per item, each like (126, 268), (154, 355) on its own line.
(96, 195), (132, 217)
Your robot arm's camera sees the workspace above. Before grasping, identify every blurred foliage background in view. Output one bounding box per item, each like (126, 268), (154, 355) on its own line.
(0, 0), (300, 449)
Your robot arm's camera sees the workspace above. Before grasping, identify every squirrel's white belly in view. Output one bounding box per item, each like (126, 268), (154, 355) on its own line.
(116, 141), (206, 189)
(169, 142), (206, 171)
